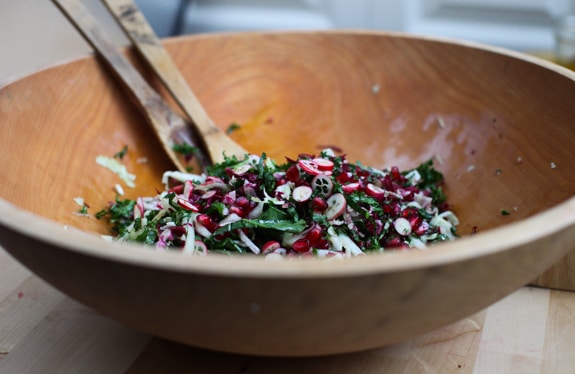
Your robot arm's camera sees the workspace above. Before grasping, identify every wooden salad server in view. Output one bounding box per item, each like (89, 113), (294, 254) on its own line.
(52, 0), (247, 173)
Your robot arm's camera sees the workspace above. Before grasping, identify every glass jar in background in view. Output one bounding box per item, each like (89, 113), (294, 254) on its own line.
(555, 15), (575, 69)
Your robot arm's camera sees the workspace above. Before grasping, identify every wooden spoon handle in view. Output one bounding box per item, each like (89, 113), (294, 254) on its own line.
(52, 0), (209, 172)
(102, 0), (247, 163)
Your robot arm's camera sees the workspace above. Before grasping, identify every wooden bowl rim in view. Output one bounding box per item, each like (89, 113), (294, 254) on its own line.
(1, 30), (575, 278)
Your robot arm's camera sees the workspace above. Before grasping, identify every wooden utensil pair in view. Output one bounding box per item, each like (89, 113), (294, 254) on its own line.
(53, 0), (247, 172)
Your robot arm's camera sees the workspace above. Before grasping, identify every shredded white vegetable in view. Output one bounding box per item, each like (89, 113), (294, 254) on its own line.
(96, 155), (136, 188)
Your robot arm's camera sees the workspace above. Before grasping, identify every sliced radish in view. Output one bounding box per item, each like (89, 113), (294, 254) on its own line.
(292, 185), (313, 202)
(134, 196), (145, 219)
(231, 163), (252, 176)
(325, 193), (346, 220)
(311, 174), (333, 197)
(298, 159), (322, 175)
(183, 180), (195, 199)
(342, 182), (361, 194)
(203, 176), (225, 185)
(313, 157), (334, 171)
(201, 190), (217, 200)
(177, 198), (199, 212)
(194, 240), (208, 254)
(262, 240), (281, 254)
(365, 183), (386, 199)
(394, 217), (412, 236)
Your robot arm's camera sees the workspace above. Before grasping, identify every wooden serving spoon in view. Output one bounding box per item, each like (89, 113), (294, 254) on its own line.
(52, 0), (247, 173)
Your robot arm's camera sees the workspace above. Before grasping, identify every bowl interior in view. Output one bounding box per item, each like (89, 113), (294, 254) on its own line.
(1, 31), (574, 242)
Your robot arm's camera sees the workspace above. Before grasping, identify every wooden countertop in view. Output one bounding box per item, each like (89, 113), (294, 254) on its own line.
(1, 247), (574, 373)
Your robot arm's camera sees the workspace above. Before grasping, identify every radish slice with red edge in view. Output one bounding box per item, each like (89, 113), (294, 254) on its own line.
(262, 240), (281, 254)
(177, 198), (199, 212)
(313, 157), (334, 171)
(298, 159), (322, 175)
(311, 174), (333, 197)
(293, 185), (313, 202)
(325, 193), (346, 220)
(394, 217), (412, 236)
(365, 183), (386, 199)
(342, 182), (361, 194)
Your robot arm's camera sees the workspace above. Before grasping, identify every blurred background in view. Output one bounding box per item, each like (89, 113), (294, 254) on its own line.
(1, 0), (575, 81)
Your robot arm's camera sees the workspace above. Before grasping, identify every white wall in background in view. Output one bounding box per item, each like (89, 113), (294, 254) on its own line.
(180, 0), (334, 33)
(180, 0), (575, 51)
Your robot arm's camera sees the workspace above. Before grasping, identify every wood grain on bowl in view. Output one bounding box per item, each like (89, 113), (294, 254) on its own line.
(0, 31), (574, 355)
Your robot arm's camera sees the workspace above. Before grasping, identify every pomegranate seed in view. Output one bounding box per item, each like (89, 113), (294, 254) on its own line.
(336, 172), (353, 183)
(414, 221), (430, 236)
(305, 224), (322, 244)
(286, 164), (300, 182)
(401, 207), (418, 219)
(292, 239), (311, 253)
(385, 237), (405, 248)
(171, 226), (186, 236)
(229, 206), (246, 217)
(197, 214), (218, 232)
(409, 215), (423, 228)
(169, 184), (184, 194)
(312, 196), (328, 211)
(390, 166), (402, 181)
(235, 196), (250, 208)
(356, 168), (370, 178)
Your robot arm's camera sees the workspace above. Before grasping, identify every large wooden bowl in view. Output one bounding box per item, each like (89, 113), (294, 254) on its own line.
(1, 31), (575, 356)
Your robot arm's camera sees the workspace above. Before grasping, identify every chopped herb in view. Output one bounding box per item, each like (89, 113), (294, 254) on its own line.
(501, 209), (510, 216)
(226, 122), (241, 134)
(172, 143), (198, 157)
(413, 159), (446, 205)
(114, 145), (128, 160)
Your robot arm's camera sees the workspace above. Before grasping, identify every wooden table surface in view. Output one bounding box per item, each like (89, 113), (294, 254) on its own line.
(1, 247), (574, 374)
